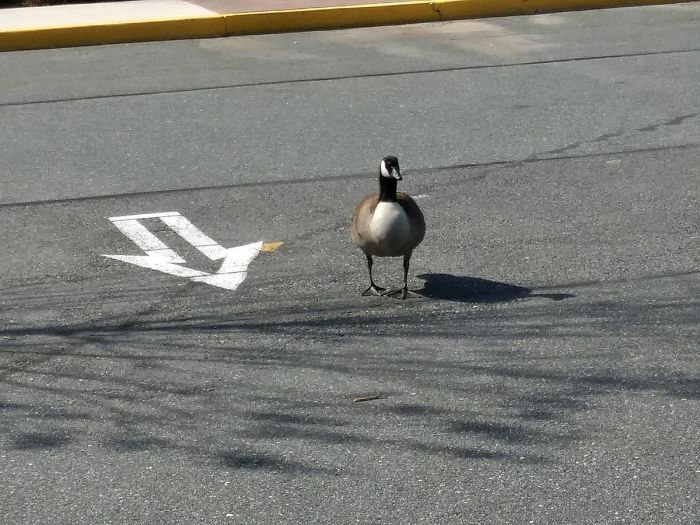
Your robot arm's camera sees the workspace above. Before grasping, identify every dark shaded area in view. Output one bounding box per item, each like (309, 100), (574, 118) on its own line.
(1, 0), (110, 7)
(416, 273), (575, 303)
(108, 435), (171, 452)
(450, 419), (570, 445)
(0, 268), (696, 474)
(12, 430), (69, 450)
(217, 449), (335, 474)
(247, 411), (345, 427)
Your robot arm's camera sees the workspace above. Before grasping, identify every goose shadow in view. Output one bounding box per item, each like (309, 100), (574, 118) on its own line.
(415, 273), (575, 303)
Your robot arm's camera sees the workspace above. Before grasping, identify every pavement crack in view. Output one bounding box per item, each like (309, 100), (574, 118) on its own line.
(637, 111), (699, 132)
(431, 1), (442, 20)
(1, 48), (698, 108)
(528, 113), (699, 159)
(0, 143), (696, 210)
(592, 130), (626, 143)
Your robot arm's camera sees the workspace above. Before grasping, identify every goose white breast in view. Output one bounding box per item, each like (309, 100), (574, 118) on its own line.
(369, 201), (410, 251)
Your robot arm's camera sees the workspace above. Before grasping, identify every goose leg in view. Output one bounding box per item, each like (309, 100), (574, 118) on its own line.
(384, 253), (419, 300)
(361, 253), (386, 296)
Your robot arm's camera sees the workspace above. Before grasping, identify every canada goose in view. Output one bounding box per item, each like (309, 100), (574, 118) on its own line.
(351, 155), (425, 299)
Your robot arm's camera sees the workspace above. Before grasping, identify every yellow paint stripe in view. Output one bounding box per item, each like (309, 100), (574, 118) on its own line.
(435, 0), (683, 19)
(261, 241), (284, 252)
(224, 2), (438, 35)
(222, 0), (684, 37)
(0, 0), (687, 52)
(0, 15), (225, 52)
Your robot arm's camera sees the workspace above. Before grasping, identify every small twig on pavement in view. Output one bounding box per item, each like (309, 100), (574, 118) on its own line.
(352, 394), (382, 403)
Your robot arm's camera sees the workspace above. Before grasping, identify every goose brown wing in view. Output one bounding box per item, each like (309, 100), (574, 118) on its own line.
(351, 192), (380, 247)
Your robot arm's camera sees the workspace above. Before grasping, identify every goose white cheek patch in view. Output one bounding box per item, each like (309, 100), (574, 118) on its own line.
(380, 161), (391, 178)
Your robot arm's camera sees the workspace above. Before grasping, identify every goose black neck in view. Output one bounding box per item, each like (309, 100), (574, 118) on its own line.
(378, 175), (398, 202)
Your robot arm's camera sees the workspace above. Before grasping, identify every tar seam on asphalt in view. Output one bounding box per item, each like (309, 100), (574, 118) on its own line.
(1, 48), (699, 108)
(0, 143), (697, 210)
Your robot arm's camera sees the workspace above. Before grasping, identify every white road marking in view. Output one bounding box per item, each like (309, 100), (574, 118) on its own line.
(192, 241), (263, 291)
(110, 211), (180, 221)
(159, 213), (228, 260)
(102, 212), (266, 292)
(109, 218), (185, 262)
(104, 254), (208, 278)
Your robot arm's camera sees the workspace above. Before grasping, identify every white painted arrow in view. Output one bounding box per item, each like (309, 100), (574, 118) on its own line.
(191, 241), (263, 290)
(102, 212), (274, 291)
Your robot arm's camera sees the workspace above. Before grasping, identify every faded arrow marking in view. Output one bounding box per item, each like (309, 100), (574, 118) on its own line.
(102, 212), (282, 292)
(159, 213), (228, 260)
(104, 254), (207, 278)
(109, 216), (184, 263)
(192, 241), (262, 290)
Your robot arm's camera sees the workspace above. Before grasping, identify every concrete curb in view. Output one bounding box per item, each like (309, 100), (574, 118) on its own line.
(0, 0), (687, 52)
(0, 17), (226, 51)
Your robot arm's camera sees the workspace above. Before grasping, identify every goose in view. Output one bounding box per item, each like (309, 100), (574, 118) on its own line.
(350, 155), (425, 299)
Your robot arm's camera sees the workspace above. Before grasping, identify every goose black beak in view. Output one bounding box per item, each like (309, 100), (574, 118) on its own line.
(392, 168), (402, 181)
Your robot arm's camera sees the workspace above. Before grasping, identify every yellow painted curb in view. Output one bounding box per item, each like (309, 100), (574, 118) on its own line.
(224, 2), (438, 35)
(0, 15), (225, 52)
(223, 0), (686, 37)
(435, 0), (684, 19)
(0, 0), (688, 52)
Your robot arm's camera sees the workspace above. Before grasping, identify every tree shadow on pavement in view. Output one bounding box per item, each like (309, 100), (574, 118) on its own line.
(0, 272), (696, 474)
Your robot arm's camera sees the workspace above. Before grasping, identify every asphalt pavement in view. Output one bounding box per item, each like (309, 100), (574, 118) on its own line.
(0, 4), (698, 524)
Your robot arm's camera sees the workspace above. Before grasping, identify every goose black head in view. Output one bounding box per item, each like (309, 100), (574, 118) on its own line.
(380, 155), (402, 181)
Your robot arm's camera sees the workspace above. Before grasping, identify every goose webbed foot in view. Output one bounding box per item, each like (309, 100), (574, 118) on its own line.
(361, 284), (386, 296)
(382, 287), (420, 300)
